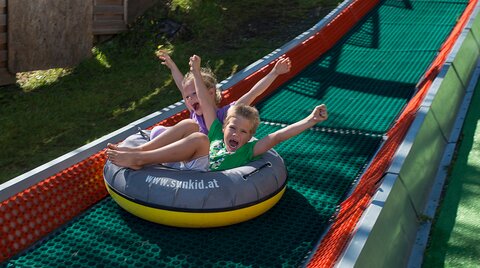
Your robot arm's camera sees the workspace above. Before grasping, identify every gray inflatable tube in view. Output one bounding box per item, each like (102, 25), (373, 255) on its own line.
(103, 131), (288, 228)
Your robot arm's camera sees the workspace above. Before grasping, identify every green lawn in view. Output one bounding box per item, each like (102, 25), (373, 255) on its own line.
(0, 1), (338, 184)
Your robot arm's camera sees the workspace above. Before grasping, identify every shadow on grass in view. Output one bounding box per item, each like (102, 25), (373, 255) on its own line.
(0, 41), (181, 183)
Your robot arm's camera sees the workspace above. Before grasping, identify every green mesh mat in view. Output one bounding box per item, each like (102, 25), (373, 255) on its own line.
(3, 0), (469, 267)
(5, 128), (382, 268)
(258, 0), (468, 133)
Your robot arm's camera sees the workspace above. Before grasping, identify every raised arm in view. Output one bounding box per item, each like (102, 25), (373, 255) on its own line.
(156, 50), (185, 98)
(237, 57), (292, 105)
(189, 55), (217, 130)
(253, 104), (328, 157)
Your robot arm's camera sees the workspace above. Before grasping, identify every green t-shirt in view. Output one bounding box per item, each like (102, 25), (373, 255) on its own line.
(208, 119), (258, 171)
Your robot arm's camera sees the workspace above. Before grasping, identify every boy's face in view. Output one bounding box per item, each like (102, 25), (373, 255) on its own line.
(183, 79), (216, 116)
(223, 116), (253, 152)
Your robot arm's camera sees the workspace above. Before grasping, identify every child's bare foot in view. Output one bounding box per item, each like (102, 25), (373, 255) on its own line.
(107, 143), (141, 152)
(106, 149), (143, 170)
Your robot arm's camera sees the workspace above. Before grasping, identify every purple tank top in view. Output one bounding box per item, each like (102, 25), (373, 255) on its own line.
(190, 102), (234, 134)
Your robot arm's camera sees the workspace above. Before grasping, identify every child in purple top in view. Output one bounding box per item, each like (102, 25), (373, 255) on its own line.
(135, 51), (293, 167)
(149, 63), (226, 137)
(105, 55), (329, 172)
(151, 100), (231, 137)
(152, 51), (292, 137)
(190, 103), (232, 135)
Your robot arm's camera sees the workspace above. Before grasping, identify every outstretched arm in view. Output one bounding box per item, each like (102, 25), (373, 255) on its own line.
(156, 50), (185, 98)
(237, 57), (292, 105)
(253, 104), (328, 157)
(189, 55), (217, 130)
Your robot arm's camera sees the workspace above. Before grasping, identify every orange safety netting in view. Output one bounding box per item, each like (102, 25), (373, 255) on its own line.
(0, 0), (380, 263)
(1, 0), (474, 264)
(0, 152), (107, 262)
(307, 0), (478, 267)
(0, 113), (192, 262)
(221, 0), (381, 107)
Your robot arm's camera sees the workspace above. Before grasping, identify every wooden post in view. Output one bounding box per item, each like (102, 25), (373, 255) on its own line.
(93, 0), (128, 36)
(8, 0), (93, 73)
(0, 0), (14, 86)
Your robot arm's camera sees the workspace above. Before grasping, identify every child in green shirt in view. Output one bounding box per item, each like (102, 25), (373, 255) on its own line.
(106, 55), (328, 171)
(151, 50), (292, 136)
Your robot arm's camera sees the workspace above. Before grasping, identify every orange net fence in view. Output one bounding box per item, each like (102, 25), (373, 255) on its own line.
(221, 0), (381, 106)
(0, 0), (475, 264)
(307, 0), (478, 266)
(0, 152), (107, 261)
(0, 0), (386, 263)
(0, 114), (193, 262)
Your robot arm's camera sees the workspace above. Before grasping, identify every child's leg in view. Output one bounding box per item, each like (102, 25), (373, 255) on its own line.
(140, 119), (199, 151)
(106, 132), (209, 170)
(108, 119), (199, 152)
(150, 125), (168, 140)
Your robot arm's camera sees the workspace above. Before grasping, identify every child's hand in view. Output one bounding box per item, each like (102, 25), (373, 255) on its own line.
(189, 55), (201, 73)
(273, 57), (292, 75)
(310, 104), (328, 123)
(156, 50), (174, 69)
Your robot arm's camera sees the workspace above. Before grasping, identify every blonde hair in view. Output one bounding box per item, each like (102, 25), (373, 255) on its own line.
(183, 67), (222, 104)
(224, 104), (260, 134)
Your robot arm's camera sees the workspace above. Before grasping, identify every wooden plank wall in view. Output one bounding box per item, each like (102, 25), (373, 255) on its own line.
(0, 0), (147, 85)
(8, 0), (93, 73)
(93, 0), (127, 35)
(126, 0), (159, 24)
(0, 0), (14, 85)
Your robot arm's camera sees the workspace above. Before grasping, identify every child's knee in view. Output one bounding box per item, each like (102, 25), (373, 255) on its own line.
(150, 125), (168, 140)
(189, 132), (209, 153)
(190, 132), (208, 143)
(181, 119), (200, 132)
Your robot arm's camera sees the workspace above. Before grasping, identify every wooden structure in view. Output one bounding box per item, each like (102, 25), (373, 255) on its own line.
(0, 0), (159, 86)
(8, 0), (93, 73)
(0, 0), (13, 85)
(93, 0), (128, 35)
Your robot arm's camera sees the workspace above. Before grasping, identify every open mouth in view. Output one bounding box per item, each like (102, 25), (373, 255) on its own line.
(192, 102), (200, 111)
(228, 139), (239, 150)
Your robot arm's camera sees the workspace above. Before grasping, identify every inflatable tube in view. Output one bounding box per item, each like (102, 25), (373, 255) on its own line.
(103, 131), (288, 228)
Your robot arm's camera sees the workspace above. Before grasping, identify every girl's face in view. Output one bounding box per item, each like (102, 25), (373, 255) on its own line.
(182, 80), (216, 116)
(222, 116), (253, 152)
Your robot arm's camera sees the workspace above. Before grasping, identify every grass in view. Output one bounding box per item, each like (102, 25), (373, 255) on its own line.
(0, 0), (339, 184)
